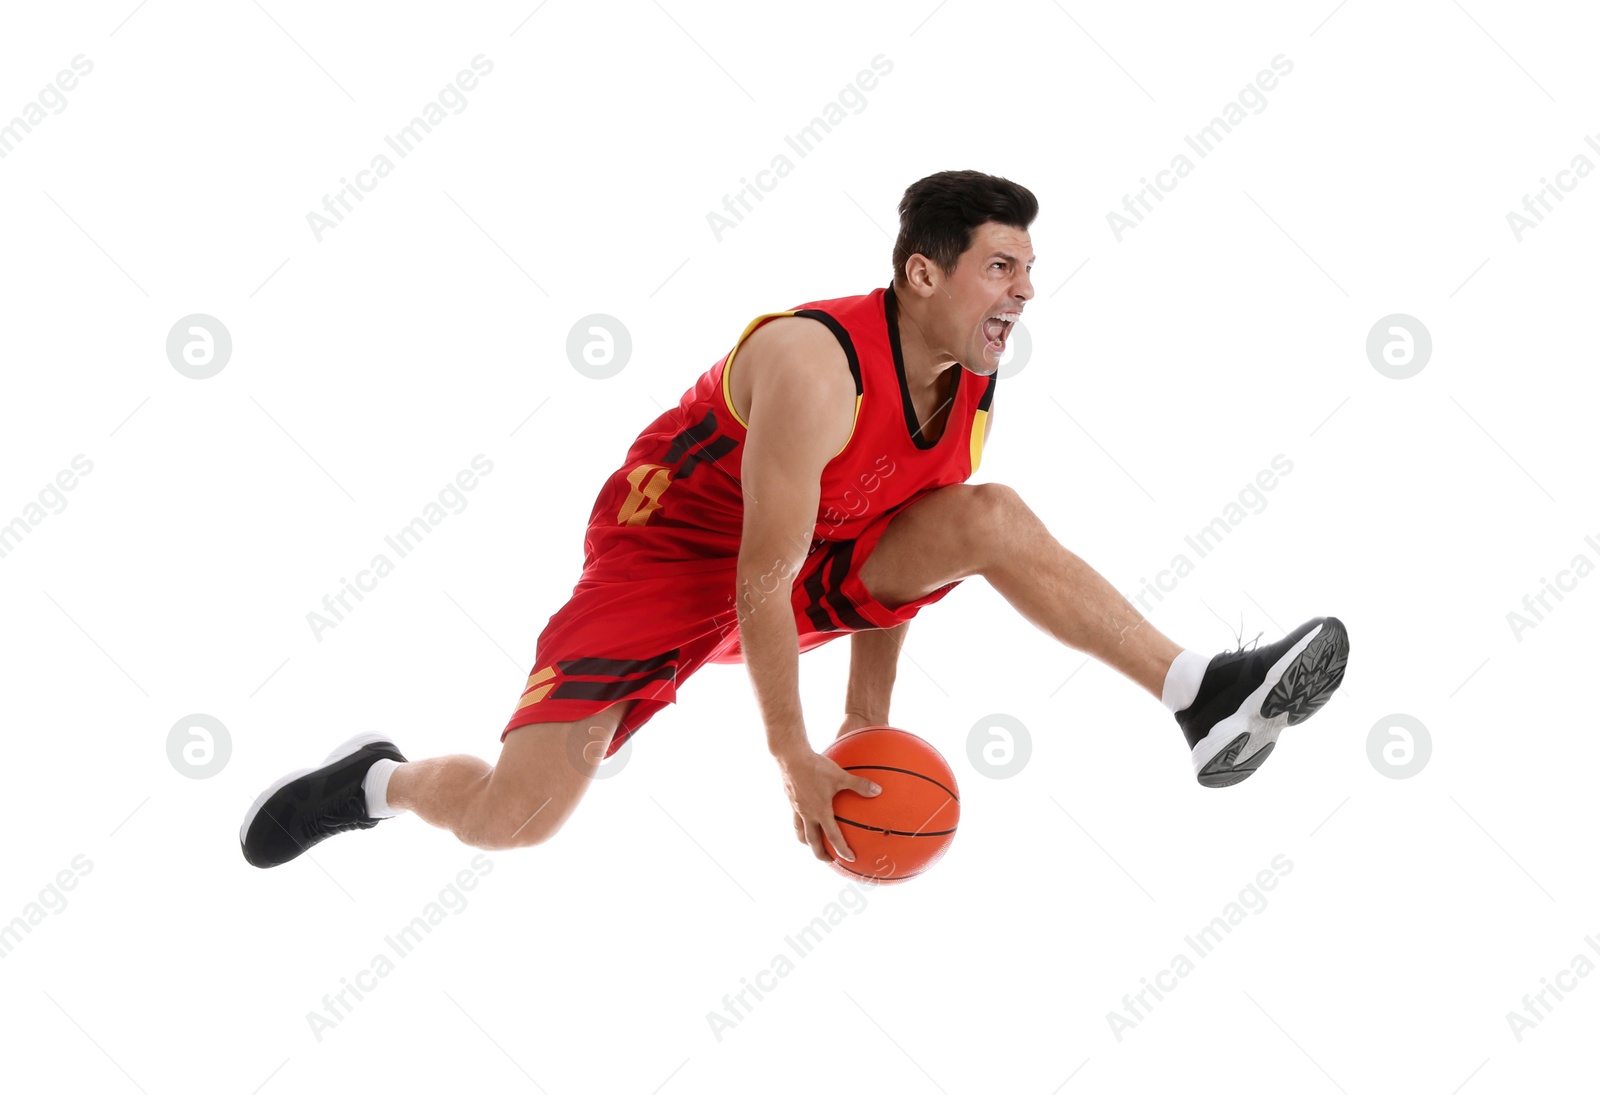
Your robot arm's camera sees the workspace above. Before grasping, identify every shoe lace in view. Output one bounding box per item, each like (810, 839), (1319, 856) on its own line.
(307, 786), (371, 839)
(1220, 610), (1264, 657)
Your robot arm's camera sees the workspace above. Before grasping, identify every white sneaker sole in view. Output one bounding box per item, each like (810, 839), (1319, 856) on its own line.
(1190, 623), (1326, 783)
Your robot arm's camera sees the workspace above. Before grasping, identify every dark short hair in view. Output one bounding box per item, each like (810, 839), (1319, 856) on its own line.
(892, 170), (1038, 286)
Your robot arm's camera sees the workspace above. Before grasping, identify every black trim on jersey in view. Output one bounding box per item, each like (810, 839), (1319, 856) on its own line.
(978, 371), (997, 412)
(662, 410), (739, 481)
(664, 411), (718, 462)
(884, 282), (962, 450)
(792, 309), (865, 396)
(678, 435), (738, 481)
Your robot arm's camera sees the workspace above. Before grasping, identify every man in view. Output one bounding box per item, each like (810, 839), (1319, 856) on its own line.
(241, 169), (1348, 872)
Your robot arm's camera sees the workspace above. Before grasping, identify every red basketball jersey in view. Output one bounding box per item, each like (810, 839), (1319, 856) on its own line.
(584, 282), (997, 569)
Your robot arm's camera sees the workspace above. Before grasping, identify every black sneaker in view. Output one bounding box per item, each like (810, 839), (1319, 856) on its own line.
(239, 732), (406, 868)
(1176, 617), (1349, 788)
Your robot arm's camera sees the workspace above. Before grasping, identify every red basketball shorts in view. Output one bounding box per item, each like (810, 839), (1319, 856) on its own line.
(501, 502), (960, 758)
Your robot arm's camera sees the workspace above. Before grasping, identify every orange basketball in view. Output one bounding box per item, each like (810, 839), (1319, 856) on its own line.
(821, 726), (960, 884)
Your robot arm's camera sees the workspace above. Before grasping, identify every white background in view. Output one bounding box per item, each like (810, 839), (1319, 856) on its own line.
(2, 1), (1596, 1092)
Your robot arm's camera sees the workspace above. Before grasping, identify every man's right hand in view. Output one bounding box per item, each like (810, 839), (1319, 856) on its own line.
(776, 746), (881, 863)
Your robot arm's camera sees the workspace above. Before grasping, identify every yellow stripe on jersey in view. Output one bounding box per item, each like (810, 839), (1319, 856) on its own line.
(835, 393), (862, 458)
(970, 408), (988, 474)
(720, 311), (864, 457)
(720, 311), (799, 430)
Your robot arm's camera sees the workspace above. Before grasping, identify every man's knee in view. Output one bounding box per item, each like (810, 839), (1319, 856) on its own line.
(463, 706), (631, 850)
(964, 481), (1023, 520)
(946, 481), (1027, 561)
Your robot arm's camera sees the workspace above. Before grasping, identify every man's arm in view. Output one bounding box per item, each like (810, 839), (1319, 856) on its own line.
(735, 318), (880, 861)
(843, 622), (908, 728)
(736, 319), (852, 758)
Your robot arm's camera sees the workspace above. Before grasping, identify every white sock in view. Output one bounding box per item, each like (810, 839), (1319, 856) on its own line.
(1160, 648), (1212, 713)
(363, 758), (404, 818)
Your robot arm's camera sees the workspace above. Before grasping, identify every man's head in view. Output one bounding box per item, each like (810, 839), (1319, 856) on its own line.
(892, 170), (1038, 375)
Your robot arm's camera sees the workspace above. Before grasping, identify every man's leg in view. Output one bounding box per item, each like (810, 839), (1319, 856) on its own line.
(240, 703), (632, 868)
(857, 483), (1181, 699)
(856, 483), (1348, 786)
(387, 702), (632, 850)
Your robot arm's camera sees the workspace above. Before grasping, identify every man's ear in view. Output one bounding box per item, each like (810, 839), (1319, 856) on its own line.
(901, 255), (942, 299)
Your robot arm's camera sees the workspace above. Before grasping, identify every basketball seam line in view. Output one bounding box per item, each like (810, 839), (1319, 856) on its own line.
(839, 763), (960, 802)
(834, 815), (957, 838)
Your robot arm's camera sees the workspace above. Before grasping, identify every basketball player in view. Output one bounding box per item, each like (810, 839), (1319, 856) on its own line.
(241, 170), (1348, 873)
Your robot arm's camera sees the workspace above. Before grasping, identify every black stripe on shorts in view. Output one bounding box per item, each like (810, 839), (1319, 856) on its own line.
(803, 542), (847, 633)
(803, 540), (875, 633)
(551, 664), (679, 702)
(823, 540), (876, 631)
(558, 650), (680, 678)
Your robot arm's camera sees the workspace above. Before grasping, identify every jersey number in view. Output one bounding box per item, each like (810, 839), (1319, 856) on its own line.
(618, 463), (672, 526)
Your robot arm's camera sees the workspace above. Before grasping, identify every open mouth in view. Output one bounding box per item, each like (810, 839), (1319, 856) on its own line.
(983, 313), (1019, 352)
